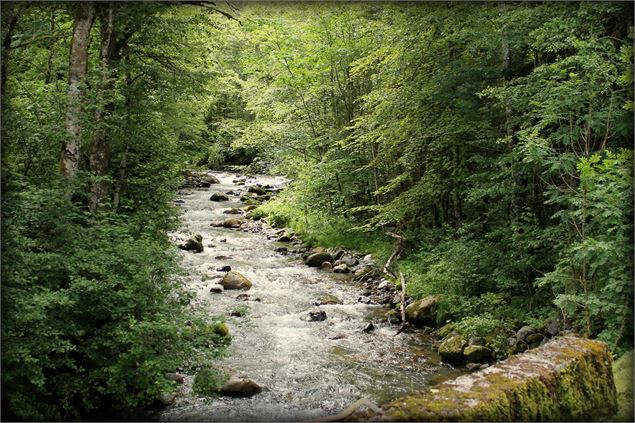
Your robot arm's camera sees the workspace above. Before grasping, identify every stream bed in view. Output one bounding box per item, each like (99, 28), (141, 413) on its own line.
(159, 171), (464, 422)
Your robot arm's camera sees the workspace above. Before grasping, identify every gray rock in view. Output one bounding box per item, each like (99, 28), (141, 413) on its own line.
(305, 252), (334, 267)
(321, 261), (333, 271)
(546, 319), (560, 337)
(275, 246), (288, 254)
(220, 376), (262, 397)
(202, 174), (220, 184)
(210, 286), (223, 294)
(307, 310), (327, 321)
(333, 263), (350, 273)
(210, 193), (229, 201)
(516, 325), (537, 342)
(216, 265), (231, 272)
(247, 185), (267, 196)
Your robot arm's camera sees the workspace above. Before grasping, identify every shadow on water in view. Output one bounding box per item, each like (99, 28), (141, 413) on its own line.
(157, 171), (466, 422)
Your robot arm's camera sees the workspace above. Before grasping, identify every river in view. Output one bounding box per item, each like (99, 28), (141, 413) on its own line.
(159, 171), (463, 422)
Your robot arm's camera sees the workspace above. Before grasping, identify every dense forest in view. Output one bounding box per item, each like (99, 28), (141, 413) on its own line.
(1, 1), (633, 421)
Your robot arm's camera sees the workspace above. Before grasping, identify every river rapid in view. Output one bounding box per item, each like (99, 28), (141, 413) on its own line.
(159, 171), (463, 422)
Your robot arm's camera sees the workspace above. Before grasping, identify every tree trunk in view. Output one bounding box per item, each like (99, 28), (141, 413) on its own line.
(61, 1), (95, 178)
(1, 3), (22, 114)
(89, 2), (118, 212)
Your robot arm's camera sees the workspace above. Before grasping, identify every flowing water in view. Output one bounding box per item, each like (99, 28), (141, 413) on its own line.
(159, 171), (464, 422)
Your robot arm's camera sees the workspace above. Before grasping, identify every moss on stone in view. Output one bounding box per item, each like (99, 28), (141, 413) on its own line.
(385, 336), (617, 421)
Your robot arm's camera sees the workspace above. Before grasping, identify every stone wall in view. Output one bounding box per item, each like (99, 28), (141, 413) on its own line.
(384, 336), (616, 421)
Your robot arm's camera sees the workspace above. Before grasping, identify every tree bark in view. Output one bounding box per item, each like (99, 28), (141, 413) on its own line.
(1, 2), (22, 114)
(61, 1), (95, 178)
(89, 2), (118, 212)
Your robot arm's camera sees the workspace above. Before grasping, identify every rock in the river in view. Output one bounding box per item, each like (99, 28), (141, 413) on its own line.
(216, 265), (231, 272)
(277, 234), (292, 242)
(463, 345), (492, 363)
(180, 234), (204, 253)
(219, 238), (227, 242)
(307, 310), (327, 321)
(221, 271), (252, 290)
(405, 296), (439, 326)
(333, 263), (350, 273)
(210, 193), (229, 201)
(201, 174), (220, 185)
(210, 286), (223, 294)
(362, 322), (376, 333)
(247, 185), (267, 196)
(312, 294), (341, 306)
(275, 246), (288, 254)
(321, 261), (333, 271)
(305, 252), (334, 267)
(223, 208), (243, 215)
(438, 334), (467, 363)
(220, 376), (262, 397)
(223, 218), (242, 228)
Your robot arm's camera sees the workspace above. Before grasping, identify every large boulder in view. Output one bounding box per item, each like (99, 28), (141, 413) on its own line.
(385, 337), (617, 421)
(180, 234), (204, 253)
(438, 334), (467, 363)
(221, 271), (252, 290)
(405, 296), (439, 326)
(305, 252), (334, 267)
(220, 376), (262, 397)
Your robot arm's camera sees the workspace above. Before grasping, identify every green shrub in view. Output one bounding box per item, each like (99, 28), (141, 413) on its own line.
(192, 367), (229, 397)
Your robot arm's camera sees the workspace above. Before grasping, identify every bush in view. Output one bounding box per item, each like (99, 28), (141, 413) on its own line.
(192, 367), (229, 397)
(1, 185), (228, 420)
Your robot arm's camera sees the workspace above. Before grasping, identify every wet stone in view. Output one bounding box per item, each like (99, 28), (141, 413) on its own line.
(216, 265), (231, 272)
(362, 322), (376, 333)
(307, 310), (327, 321)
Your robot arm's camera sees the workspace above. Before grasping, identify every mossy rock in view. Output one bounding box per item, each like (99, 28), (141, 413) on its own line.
(221, 271), (252, 290)
(463, 345), (492, 363)
(386, 336), (617, 421)
(613, 350), (634, 422)
(438, 335), (467, 363)
(405, 296), (439, 326)
(212, 322), (230, 337)
(437, 323), (456, 339)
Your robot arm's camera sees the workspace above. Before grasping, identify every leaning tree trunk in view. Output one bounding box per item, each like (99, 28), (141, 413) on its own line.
(60, 1), (94, 178)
